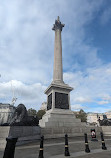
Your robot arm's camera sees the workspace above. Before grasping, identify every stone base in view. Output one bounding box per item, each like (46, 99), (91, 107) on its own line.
(41, 126), (102, 138)
(39, 109), (82, 127)
(39, 109), (102, 138)
(102, 126), (111, 136)
(0, 126), (41, 149)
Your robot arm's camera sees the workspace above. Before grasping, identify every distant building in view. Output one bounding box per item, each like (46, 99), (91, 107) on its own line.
(105, 111), (111, 119)
(0, 103), (15, 125)
(87, 113), (107, 125)
(40, 102), (47, 111)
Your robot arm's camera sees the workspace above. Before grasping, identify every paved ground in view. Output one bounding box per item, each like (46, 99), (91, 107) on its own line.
(0, 136), (111, 158)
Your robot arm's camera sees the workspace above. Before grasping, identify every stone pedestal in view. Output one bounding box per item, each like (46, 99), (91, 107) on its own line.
(45, 82), (73, 111)
(0, 126), (41, 149)
(39, 108), (102, 138)
(39, 109), (102, 138)
(39, 108), (80, 127)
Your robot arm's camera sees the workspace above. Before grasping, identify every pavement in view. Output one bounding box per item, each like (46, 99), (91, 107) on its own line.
(0, 136), (111, 158)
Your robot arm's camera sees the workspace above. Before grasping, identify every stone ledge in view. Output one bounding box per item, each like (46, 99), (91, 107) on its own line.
(45, 82), (73, 95)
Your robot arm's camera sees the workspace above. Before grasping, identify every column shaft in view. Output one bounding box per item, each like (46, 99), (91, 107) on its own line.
(53, 29), (63, 83)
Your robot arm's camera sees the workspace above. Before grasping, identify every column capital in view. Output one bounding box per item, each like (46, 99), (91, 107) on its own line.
(52, 16), (65, 31)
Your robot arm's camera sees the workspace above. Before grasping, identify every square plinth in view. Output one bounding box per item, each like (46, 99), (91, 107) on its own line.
(45, 82), (73, 111)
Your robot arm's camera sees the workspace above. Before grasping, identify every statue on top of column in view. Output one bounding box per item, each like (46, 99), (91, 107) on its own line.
(52, 16), (65, 31)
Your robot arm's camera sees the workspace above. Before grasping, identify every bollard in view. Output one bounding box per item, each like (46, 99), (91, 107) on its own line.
(3, 137), (18, 158)
(38, 136), (44, 158)
(100, 132), (107, 150)
(64, 134), (70, 156)
(84, 133), (90, 153)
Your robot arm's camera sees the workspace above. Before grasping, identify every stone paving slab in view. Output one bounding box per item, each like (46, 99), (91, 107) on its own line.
(1, 148), (111, 158)
(51, 148), (111, 158)
(0, 137), (111, 158)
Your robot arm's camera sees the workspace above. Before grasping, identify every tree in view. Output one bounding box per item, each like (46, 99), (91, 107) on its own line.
(28, 108), (37, 116)
(75, 109), (87, 122)
(37, 110), (46, 120)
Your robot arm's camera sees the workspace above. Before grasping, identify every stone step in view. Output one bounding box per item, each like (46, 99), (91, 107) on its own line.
(41, 126), (102, 138)
(39, 112), (83, 127)
(40, 116), (80, 123)
(49, 114), (76, 119)
(39, 118), (82, 128)
(47, 117), (81, 123)
(39, 113), (81, 123)
(45, 121), (83, 127)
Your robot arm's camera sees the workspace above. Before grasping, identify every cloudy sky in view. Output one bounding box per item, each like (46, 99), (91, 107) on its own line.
(0, 0), (111, 113)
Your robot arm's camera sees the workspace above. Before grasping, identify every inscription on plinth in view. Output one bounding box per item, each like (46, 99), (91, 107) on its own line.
(55, 92), (69, 109)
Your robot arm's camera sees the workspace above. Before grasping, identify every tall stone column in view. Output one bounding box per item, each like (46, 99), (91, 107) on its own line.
(52, 16), (64, 83)
(39, 16), (78, 133)
(44, 16), (73, 111)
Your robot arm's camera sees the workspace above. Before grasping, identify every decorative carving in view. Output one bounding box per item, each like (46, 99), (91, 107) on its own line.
(47, 93), (52, 110)
(55, 92), (69, 109)
(52, 16), (65, 31)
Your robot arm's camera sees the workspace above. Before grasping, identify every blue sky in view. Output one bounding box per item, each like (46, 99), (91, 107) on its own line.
(0, 0), (111, 113)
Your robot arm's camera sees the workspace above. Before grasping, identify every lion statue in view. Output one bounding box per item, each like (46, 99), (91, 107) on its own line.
(98, 117), (111, 126)
(9, 104), (39, 126)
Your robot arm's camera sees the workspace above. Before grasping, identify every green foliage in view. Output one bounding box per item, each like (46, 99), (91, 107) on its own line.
(37, 110), (46, 120)
(27, 108), (46, 120)
(75, 109), (87, 122)
(28, 108), (37, 116)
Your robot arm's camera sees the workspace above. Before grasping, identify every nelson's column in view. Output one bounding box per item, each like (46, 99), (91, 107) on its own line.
(39, 17), (101, 138)
(42, 16), (73, 112)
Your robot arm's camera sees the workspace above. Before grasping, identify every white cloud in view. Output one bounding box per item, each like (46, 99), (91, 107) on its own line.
(0, 0), (105, 84)
(89, 107), (107, 113)
(64, 63), (111, 108)
(74, 97), (91, 103)
(0, 80), (47, 109)
(71, 104), (87, 110)
(99, 94), (111, 101)
(98, 100), (109, 105)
